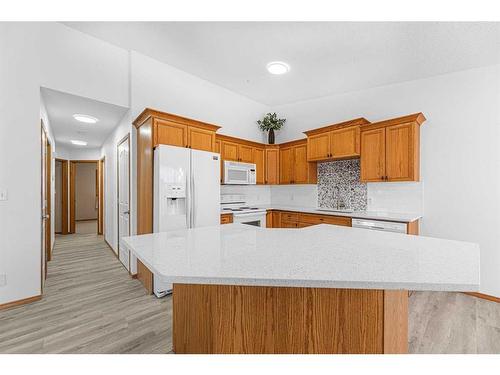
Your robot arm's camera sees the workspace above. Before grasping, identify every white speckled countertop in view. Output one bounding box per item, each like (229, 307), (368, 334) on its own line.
(122, 224), (479, 291)
(220, 205), (421, 223)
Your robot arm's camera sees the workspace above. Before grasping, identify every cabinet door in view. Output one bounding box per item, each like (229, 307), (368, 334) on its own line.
(279, 147), (293, 184)
(307, 132), (330, 161)
(265, 148), (279, 185)
(155, 119), (187, 147)
(221, 141), (239, 161)
(331, 126), (360, 159)
(253, 147), (265, 184)
(188, 127), (215, 152)
(239, 144), (254, 163)
(386, 122), (416, 181)
(272, 211), (281, 227)
(360, 128), (386, 182)
(293, 144), (309, 184)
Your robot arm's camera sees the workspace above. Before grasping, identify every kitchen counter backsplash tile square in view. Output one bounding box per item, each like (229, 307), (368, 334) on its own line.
(317, 159), (367, 211)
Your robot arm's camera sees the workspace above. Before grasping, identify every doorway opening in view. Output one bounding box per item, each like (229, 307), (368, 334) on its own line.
(54, 158), (69, 235)
(40, 122), (52, 289)
(69, 160), (99, 234)
(117, 134), (131, 270)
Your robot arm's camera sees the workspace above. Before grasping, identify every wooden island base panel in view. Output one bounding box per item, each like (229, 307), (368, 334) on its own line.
(172, 283), (408, 354)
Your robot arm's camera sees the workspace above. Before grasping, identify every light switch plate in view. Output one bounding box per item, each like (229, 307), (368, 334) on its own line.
(0, 274), (6, 287)
(0, 189), (7, 201)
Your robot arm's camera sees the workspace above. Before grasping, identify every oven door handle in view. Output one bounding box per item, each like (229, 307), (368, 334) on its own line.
(233, 212), (266, 217)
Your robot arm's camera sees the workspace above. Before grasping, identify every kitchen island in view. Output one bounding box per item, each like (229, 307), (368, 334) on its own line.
(122, 224), (480, 354)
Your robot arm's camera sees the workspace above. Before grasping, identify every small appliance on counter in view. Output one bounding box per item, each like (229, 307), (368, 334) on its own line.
(153, 145), (221, 297)
(220, 194), (266, 227)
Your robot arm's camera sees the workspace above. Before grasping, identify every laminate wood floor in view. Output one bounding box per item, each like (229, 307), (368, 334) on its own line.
(1, 233), (499, 354)
(0, 234), (172, 354)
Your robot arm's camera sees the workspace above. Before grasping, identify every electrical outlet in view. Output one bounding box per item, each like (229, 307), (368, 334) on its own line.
(0, 189), (7, 201)
(0, 274), (6, 287)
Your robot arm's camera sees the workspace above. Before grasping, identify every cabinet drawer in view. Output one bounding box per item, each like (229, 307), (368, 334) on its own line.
(280, 212), (299, 222)
(220, 214), (233, 224)
(298, 213), (352, 227)
(280, 220), (298, 228)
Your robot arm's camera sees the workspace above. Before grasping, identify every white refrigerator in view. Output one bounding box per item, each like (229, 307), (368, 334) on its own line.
(153, 145), (220, 297)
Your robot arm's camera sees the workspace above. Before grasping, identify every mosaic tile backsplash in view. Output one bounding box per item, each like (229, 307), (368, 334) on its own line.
(317, 159), (367, 211)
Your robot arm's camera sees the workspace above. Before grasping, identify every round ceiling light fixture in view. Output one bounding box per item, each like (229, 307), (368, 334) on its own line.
(266, 61), (290, 75)
(73, 114), (99, 124)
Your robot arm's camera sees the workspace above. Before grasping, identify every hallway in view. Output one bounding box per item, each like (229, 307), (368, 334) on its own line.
(0, 234), (172, 353)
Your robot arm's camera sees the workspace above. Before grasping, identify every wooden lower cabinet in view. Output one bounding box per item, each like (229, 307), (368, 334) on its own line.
(269, 211), (351, 229)
(173, 283), (408, 354)
(299, 213), (351, 227)
(137, 259), (153, 295)
(220, 213), (233, 224)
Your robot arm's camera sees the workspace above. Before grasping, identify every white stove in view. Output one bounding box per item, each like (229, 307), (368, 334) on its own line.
(221, 196), (267, 227)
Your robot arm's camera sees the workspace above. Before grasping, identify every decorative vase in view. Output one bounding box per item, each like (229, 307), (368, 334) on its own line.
(268, 129), (275, 144)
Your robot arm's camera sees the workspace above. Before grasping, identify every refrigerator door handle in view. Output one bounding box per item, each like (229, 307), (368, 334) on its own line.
(191, 175), (195, 228)
(185, 174), (190, 229)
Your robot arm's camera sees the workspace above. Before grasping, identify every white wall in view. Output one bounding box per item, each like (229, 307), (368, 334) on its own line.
(0, 22), (129, 305)
(131, 52), (269, 142)
(100, 112), (132, 254)
(55, 145), (102, 161)
(272, 65), (500, 297)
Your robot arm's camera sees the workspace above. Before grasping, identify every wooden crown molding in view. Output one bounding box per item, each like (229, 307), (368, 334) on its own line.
(363, 113), (426, 131)
(303, 117), (371, 136)
(133, 108), (221, 131)
(216, 133), (266, 148)
(278, 138), (307, 148)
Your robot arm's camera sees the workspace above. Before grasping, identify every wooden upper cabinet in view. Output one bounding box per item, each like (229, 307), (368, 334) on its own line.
(293, 144), (309, 184)
(279, 147), (293, 184)
(330, 126), (360, 159)
(385, 123), (416, 181)
(265, 147), (279, 185)
(360, 128), (386, 182)
(239, 144), (254, 163)
(188, 126), (215, 152)
(307, 132), (330, 161)
(304, 118), (370, 162)
(280, 140), (317, 184)
(221, 140), (239, 161)
(254, 147), (265, 184)
(360, 113), (425, 182)
(155, 119), (188, 148)
(139, 109), (219, 151)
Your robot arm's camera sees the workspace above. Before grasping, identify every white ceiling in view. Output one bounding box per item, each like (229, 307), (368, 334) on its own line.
(41, 88), (129, 149)
(64, 22), (500, 106)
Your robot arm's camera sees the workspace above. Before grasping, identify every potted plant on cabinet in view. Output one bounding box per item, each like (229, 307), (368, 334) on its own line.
(257, 112), (286, 144)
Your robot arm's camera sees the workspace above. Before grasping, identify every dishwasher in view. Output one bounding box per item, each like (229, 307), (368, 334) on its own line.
(352, 218), (407, 233)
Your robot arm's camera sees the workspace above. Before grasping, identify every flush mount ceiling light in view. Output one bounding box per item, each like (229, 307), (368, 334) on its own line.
(71, 140), (87, 146)
(73, 114), (98, 124)
(266, 61), (290, 75)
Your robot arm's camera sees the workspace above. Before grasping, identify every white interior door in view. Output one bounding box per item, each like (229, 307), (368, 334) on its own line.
(117, 136), (130, 270)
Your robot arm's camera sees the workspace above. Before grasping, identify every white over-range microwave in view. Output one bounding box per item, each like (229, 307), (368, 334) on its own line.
(223, 161), (256, 185)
